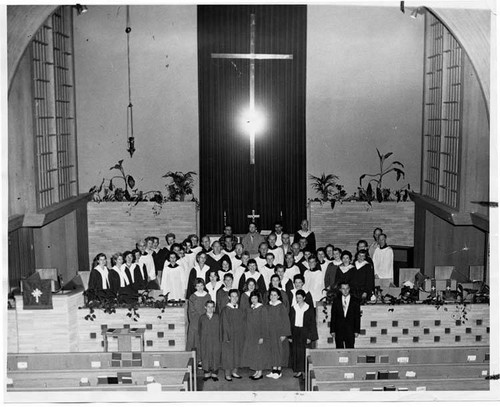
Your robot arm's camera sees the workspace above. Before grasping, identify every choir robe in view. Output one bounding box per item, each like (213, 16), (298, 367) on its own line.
(241, 304), (269, 370)
(287, 288), (315, 310)
(88, 266), (115, 302)
(161, 263), (185, 301)
(220, 304), (246, 370)
(293, 230), (316, 252)
(238, 271), (267, 299)
(109, 265), (137, 304)
(289, 303), (318, 373)
(132, 262), (148, 290)
(268, 245), (284, 267)
(239, 291), (252, 313)
(335, 265), (356, 287)
(198, 313), (222, 372)
(261, 264), (276, 288)
(153, 247), (169, 274)
(186, 264), (211, 299)
(231, 255), (243, 271)
(266, 301), (291, 367)
(324, 263), (339, 291)
(303, 267), (325, 307)
(206, 281), (223, 303)
(270, 288), (290, 313)
(205, 252), (231, 274)
(222, 248), (237, 263)
(186, 291), (212, 352)
(217, 269), (233, 283)
(298, 260), (310, 275)
(284, 265), (300, 284)
(255, 256), (267, 272)
(215, 286), (234, 314)
(350, 261), (375, 298)
(373, 245), (394, 280)
(183, 250), (197, 271)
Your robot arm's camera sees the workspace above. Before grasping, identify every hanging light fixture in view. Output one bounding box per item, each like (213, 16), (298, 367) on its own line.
(125, 5), (135, 157)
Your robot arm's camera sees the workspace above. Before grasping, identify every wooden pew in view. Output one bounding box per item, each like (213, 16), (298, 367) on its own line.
(312, 377), (489, 391)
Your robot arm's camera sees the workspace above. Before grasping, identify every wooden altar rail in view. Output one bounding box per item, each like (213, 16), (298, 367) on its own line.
(316, 303), (489, 348)
(306, 346), (489, 392)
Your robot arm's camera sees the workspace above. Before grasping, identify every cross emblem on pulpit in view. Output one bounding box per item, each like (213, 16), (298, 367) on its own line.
(247, 209), (260, 223)
(31, 288), (43, 303)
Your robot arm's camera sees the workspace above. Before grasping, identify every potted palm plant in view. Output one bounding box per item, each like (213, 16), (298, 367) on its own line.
(162, 171), (197, 202)
(309, 173), (347, 209)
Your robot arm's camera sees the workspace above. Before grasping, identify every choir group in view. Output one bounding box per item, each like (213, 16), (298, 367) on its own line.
(86, 220), (394, 380)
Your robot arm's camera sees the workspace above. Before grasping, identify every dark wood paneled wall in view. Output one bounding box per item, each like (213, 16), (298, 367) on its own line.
(8, 228), (36, 290)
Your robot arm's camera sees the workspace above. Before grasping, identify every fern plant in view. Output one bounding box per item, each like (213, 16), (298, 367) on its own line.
(162, 171), (197, 202)
(309, 173), (347, 209)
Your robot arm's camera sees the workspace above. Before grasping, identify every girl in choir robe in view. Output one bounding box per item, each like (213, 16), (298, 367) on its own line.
(220, 289), (246, 381)
(266, 288), (291, 379)
(289, 290), (318, 378)
(331, 247), (343, 267)
(109, 252), (137, 304)
(182, 239), (197, 271)
(131, 249), (149, 290)
(261, 253), (276, 289)
(241, 291), (269, 380)
(269, 274), (290, 312)
(351, 249), (375, 303)
(122, 251), (140, 292)
(186, 279), (211, 355)
(335, 250), (355, 288)
(206, 270), (223, 303)
(303, 256), (325, 309)
(325, 244), (335, 263)
(186, 252), (211, 299)
(161, 252), (185, 301)
(293, 219), (316, 252)
(238, 259), (267, 299)
(217, 258), (233, 282)
(239, 278), (257, 314)
(88, 253), (114, 302)
(216, 273), (236, 314)
(198, 300), (221, 381)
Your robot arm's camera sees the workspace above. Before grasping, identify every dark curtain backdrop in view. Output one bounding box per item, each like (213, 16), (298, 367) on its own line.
(198, 5), (307, 235)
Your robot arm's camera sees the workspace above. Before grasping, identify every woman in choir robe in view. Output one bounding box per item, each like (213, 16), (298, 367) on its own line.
(266, 288), (291, 379)
(186, 279), (211, 355)
(331, 247), (343, 267)
(161, 252), (185, 301)
(287, 274), (315, 310)
(131, 248), (149, 290)
(217, 258), (233, 282)
(198, 300), (221, 381)
(335, 250), (355, 288)
(220, 289), (246, 381)
(186, 252), (211, 299)
(241, 291), (269, 380)
(293, 219), (316, 253)
(182, 239), (197, 271)
(109, 252), (137, 304)
(238, 259), (266, 299)
(269, 273), (290, 312)
(325, 244), (335, 263)
(233, 251), (250, 287)
(239, 278), (257, 313)
(351, 249), (375, 303)
(303, 256), (325, 310)
(206, 270), (223, 303)
(289, 289), (318, 378)
(87, 253), (115, 302)
(122, 251), (139, 292)
(275, 264), (294, 295)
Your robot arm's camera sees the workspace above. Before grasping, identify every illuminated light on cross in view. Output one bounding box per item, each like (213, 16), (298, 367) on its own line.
(211, 13), (293, 165)
(31, 288), (43, 303)
(247, 209), (260, 222)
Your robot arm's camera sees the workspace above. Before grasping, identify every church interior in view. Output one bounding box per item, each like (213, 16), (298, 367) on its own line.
(4, 1), (497, 401)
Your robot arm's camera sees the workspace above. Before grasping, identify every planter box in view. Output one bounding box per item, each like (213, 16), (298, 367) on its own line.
(308, 201), (414, 251)
(87, 202), (198, 265)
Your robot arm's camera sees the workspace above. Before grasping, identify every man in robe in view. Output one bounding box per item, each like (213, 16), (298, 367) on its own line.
(368, 227), (383, 258)
(255, 242), (268, 271)
(205, 241), (230, 272)
(372, 233), (394, 280)
(241, 222), (265, 257)
(220, 289), (245, 381)
(273, 221), (285, 247)
(267, 233), (284, 266)
(198, 300), (222, 381)
(200, 235), (213, 254)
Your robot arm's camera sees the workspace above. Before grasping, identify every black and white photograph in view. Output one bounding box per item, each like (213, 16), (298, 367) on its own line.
(1, 0), (498, 404)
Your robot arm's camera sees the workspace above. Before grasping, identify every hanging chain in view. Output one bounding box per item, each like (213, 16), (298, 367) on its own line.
(126, 5), (135, 157)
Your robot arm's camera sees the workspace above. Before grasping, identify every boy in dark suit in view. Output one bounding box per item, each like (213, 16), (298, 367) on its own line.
(330, 282), (361, 348)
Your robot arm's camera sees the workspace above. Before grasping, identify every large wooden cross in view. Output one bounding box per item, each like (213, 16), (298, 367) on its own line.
(211, 13), (293, 165)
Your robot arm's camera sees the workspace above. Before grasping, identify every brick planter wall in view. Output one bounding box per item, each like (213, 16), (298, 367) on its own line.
(308, 201), (414, 251)
(87, 202), (198, 265)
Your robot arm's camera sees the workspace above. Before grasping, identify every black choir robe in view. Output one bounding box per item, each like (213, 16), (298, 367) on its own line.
(293, 230), (316, 252)
(198, 313), (222, 372)
(350, 261), (375, 299)
(289, 304), (318, 373)
(266, 301), (291, 367)
(108, 267), (137, 304)
(330, 295), (361, 348)
(215, 286), (235, 314)
(287, 289), (315, 311)
(324, 263), (338, 291)
(238, 272), (267, 299)
(87, 268), (115, 302)
(205, 252), (230, 274)
(241, 304), (269, 370)
(220, 304), (246, 370)
(186, 291), (211, 351)
(186, 264), (211, 299)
